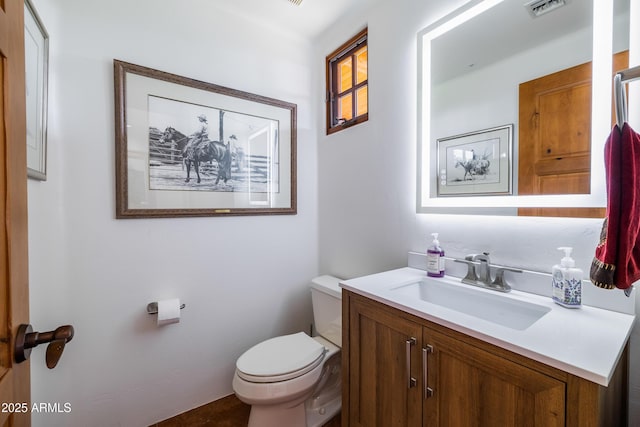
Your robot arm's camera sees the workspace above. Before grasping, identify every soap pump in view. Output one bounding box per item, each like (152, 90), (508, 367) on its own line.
(426, 233), (445, 277)
(552, 246), (582, 308)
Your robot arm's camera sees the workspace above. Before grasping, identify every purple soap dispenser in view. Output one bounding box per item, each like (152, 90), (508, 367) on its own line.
(427, 233), (445, 277)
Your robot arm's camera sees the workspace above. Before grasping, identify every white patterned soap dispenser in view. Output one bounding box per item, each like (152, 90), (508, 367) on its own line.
(552, 247), (582, 308)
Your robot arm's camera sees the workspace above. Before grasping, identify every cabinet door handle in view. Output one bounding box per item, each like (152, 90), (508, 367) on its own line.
(423, 344), (434, 398)
(406, 337), (417, 388)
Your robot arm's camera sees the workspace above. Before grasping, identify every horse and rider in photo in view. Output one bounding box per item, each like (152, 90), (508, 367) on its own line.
(158, 113), (234, 186)
(182, 114), (234, 185)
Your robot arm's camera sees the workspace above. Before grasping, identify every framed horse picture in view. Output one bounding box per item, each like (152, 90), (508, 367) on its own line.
(436, 124), (513, 197)
(114, 60), (297, 218)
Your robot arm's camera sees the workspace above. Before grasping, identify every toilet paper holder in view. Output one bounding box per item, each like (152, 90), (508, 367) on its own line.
(146, 301), (186, 314)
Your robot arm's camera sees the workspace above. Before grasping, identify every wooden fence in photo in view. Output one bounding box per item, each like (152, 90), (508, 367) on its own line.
(148, 127), (270, 186)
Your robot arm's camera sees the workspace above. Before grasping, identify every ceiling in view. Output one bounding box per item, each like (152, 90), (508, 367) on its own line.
(213, 0), (379, 39)
(431, 0), (594, 84)
(430, 0), (629, 84)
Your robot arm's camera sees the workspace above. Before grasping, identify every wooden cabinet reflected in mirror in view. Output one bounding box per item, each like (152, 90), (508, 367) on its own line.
(518, 50), (629, 218)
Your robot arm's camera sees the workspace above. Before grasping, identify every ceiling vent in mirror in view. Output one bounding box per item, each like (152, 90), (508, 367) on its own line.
(524, 0), (567, 17)
(288, 0), (303, 5)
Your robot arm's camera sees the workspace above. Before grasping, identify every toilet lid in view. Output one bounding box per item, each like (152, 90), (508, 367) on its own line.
(236, 332), (326, 382)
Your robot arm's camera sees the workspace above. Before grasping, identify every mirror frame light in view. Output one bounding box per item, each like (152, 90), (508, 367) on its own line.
(417, 0), (613, 213)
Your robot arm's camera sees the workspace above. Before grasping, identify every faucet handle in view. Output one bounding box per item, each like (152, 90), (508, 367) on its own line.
(491, 267), (522, 292)
(454, 259), (479, 285)
(467, 252), (490, 263)
(465, 253), (486, 261)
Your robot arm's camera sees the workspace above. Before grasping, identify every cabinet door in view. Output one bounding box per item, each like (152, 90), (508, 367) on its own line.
(348, 297), (423, 427)
(424, 328), (565, 427)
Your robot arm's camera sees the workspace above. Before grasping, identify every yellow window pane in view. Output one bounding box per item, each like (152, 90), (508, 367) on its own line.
(338, 94), (353, 121)
(355, 46), (368, 85)
(338, 57), (353, 92)
(356, 86), (368, 116)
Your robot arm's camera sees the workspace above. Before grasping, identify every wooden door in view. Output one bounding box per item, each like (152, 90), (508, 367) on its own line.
(0, 0), (31, 426)
(346, 295), (423, 427)
(518, 51), (628, 217)
(423, 328), (565, 427)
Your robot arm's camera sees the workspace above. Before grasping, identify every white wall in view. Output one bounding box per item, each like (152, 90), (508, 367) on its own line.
(26, 0), (318, 425)
(316, 0), (640, 422)
(24, 0), (640, 424)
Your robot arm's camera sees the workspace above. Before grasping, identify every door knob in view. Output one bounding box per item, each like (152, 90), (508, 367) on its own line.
(14, 324), (74, 369)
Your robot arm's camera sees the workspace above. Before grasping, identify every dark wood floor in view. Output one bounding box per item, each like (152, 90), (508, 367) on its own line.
(153, 394), (340, 427)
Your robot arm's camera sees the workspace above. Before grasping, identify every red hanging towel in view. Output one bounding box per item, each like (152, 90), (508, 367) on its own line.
(590, 123), (640, 290)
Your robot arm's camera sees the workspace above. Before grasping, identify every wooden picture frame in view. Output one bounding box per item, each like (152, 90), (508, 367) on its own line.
(114, 60), (297, 218)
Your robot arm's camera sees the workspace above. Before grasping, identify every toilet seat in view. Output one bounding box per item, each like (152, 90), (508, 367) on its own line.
(236, 332), (326, 383)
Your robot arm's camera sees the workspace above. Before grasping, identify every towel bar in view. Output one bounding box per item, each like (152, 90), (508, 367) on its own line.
(614, 64), (640, 128)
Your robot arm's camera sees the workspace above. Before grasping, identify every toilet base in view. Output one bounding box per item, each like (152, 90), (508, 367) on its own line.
(306, 392), (341, 427)
(246, 393), (341, 427)
(306, 350), (341, 427)
(248, 402), (306, 427)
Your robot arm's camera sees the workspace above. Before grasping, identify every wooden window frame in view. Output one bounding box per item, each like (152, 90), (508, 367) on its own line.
(325, 28), (368, 135)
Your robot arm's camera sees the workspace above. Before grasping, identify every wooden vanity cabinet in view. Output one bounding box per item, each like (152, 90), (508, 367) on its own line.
(342, 290), (629, 427)
(344, 290), (423, 426)
(424, 327), (565, 426)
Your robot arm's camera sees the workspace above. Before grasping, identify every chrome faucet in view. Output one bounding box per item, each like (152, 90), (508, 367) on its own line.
(470, 253), (491, 285)
(455, 252), (522, 293)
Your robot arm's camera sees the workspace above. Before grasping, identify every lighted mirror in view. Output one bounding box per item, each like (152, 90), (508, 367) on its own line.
(418, 0), (630, 216)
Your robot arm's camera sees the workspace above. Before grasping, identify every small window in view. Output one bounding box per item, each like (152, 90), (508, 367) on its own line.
(326, 28), (368, 135)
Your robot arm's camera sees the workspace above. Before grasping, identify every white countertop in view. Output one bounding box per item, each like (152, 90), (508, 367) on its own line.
(340, 267), (636, 387)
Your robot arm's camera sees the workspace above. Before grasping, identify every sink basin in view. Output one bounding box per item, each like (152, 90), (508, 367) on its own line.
(391, 278), (550, 330)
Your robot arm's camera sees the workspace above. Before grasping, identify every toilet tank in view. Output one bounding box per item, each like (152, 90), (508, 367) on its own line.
(310, 275), (343, 348)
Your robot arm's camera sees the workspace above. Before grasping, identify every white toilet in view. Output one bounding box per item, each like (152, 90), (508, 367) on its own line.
(232, 275), (342, 427)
